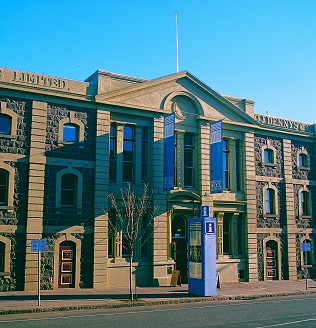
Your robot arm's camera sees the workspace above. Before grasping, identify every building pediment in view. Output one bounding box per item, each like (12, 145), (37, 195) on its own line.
(95, 70), (258, 127)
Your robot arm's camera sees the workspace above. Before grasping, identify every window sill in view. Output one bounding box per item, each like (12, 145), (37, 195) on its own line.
(0, 134), (17, 139)
(58, 140), (78, 145)
(0, 272), (10, 277)
(0, 206), (14, 212)
(263, 163), (277, 167)
(299, 215), (312, 220)
(56, 207), (82, 215)
(264, 214), (280, 218)
(299, 166), (310, 171)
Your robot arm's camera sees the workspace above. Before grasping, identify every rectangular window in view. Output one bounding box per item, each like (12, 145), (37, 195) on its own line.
(299, 154), (308, 168)
(0, 169), (8, 205)
(236, 140), (241, 191)
(184, 133), (194, 187)
(264, 149), (274, 164)
(222, 139), (229, 190)
(301, 191), (309, 215)
(265, 189), (275, 215)
(63, 124), (78, 142)
(0, 115), (11, 135)
(61, 174), (77, 207)
(123, 125), (134, 183)
(109, 124), (116, 182)
(142, 127), (148, 183)
(223, 214), (230, 254)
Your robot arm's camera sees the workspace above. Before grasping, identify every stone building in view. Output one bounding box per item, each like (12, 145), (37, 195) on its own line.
(0, 67), (315, 291)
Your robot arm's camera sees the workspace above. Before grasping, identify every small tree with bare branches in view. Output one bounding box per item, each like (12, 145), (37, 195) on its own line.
(108, 183), (158, 301)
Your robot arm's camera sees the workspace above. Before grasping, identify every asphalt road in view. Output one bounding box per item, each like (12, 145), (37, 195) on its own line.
(1, 294), (316, 327)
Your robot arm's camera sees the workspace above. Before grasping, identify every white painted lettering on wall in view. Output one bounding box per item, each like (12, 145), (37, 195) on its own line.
(255, 114), (308, 132)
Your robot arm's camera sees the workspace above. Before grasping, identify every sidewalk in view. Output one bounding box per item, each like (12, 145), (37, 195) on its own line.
(1, 279), (316, 315)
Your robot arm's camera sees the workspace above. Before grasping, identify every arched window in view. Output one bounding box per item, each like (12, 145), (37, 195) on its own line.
(0, 114), (11, 135)
(172, 215), (186, 238)
(58, 113), (84, 144)
(60, 173), (77, 207)
(265, 188), (276, 215)
(0, 169), (9, 205)
(63, 123), (79, 142)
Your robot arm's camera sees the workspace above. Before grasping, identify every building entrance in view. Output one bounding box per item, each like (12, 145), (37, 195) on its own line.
(172, 215), (188, 283)
(58, 241), (76, 288)
(266, 240), (278, 280)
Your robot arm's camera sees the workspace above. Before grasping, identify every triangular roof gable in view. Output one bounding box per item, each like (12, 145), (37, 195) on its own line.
(96, 71), (258, 125)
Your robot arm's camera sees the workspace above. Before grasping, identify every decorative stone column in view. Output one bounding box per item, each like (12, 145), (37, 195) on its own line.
(199, 122), (213, 214)
(283, 138), (297, 280)
(151, 117), (168, 286)
(216, 212), (225, 257)
(24, 101), (47, 291)
(93, 110), (110, 289)
(244, 132), (258, 281)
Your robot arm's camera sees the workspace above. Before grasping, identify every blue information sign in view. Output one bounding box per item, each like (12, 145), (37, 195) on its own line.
(31, 239), (47, 252)
(188, 217), (217, 297)
(201, 205), (210, 218)
(302, 243), (311, 252)
(205, 221), (216, 234)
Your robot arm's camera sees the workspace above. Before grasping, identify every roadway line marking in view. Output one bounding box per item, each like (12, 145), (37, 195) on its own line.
(256, 317), (316, 327)
(1, 296), (316, 324)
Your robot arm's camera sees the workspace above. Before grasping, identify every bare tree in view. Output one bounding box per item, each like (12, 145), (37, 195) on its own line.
(108, 183), (158, 301)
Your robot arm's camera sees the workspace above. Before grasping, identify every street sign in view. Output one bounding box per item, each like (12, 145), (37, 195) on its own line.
(201, 205), (210, 218)
(31, 239), (47, 252)
(205, 221), (216, 234)
(302, 243), (311, 252)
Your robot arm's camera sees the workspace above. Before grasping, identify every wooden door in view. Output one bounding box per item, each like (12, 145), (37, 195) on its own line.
(58, 242), (75, 288)
(266, 241), (278, 280)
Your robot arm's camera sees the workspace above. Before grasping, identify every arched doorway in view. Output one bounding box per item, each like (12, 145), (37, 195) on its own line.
(266, 240), (278, 280)
(172, 215), (188, 283)
(58, 241), (76, 288)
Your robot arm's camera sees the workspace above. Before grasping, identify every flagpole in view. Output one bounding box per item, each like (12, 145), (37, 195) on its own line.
(176, 11), (179, 73)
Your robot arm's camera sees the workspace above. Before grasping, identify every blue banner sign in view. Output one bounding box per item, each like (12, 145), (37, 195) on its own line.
(31, 239), (47, 252)
(163, 112), (175, 191)
(210, 120), (223, 193)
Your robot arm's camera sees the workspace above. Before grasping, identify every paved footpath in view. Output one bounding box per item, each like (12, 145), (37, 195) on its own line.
(1, 279), (316, 315)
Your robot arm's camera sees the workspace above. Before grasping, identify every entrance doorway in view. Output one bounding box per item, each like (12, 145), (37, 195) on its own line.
(172, 215), (188, 283)
(266, 240), (278, 280)
(58, 241), (76, 288)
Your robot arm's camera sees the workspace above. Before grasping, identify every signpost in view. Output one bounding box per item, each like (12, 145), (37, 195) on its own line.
(188, 206), (217, 296)
(31, 239), (47, 306)
(302, 241), (311, 290)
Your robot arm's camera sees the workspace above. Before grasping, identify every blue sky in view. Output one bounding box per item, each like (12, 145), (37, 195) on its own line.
(1, 0), (315, 123)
